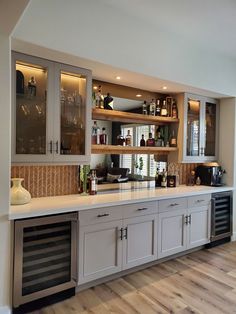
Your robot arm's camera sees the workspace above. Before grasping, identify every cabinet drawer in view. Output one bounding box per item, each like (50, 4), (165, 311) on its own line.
(159, 197), (187, 213)
(123, 201), (158, 218)
(188, 194), (211, 208)
(79, 207), (122, 226)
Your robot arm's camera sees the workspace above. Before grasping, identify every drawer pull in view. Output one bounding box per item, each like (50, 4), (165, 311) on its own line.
(124, 227), (128, 239)
(137, 207), (148, 211)
(196, 199), (204, 203)
(120, 228), (123, 240)
(169, 203), (179, 207)
(97, 213), (110, 218)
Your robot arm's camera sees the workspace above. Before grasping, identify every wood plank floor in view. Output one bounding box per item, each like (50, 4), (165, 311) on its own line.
(33, 242), (236, 314)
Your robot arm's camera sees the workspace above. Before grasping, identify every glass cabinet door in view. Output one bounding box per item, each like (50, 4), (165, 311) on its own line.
(186, 98), (201, 157)
(205, 102), (217, 156)
(15, 62), (47, 155)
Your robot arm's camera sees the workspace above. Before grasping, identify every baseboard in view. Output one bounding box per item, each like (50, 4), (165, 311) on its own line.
(231, 232), (236, 241)
(0, 306), (11, 314)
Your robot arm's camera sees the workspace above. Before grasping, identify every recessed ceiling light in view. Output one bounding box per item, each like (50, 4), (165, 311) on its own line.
(162, 86), (167, 90)
(93, 86), (98, 90)
(116, 76), (121, 80)
(136, 94), (142, 97)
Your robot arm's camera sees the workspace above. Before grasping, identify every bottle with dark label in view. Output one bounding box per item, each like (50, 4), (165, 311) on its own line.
(155, 168), (160, 187)
(149, 99), (156, 116)
(100, 127), (107, 144)
(161, 169), (167, 188)
(125, 130), (132, 146)
(146, 132), (155, 146)
(117, 134), (125, 146)
(161, 100), (168, 117)
(155, 99), (161, 116)
(140, 134), (146, 146)
(142, 100), (147, 115)
(172, 100), (178, 118)
(170, 129), (177, 147)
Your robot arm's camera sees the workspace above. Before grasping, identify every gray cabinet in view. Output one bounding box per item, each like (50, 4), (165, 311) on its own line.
(12, 52), (92, 164)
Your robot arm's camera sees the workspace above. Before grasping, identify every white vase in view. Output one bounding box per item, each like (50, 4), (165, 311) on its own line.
(10, 178), (31, 205)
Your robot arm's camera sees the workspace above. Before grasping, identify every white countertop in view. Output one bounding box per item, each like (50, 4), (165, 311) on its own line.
(9, 185), (234, 220)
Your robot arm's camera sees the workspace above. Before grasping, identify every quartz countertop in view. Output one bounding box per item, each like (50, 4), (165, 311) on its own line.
(9, 185), (234, 220)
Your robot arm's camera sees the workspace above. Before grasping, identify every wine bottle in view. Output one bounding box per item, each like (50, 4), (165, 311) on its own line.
(140, 134), (146, 146)
(160, 100), (168, 116)
(125, 130), (132, 146)
(146, 132), (155, 146)
(170, 130), (177, 147)
(155, 99), (161, 116)
(149, 99), (156, 116)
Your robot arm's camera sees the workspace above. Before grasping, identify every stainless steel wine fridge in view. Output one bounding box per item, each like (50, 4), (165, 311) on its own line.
(13, 212), (78, 310)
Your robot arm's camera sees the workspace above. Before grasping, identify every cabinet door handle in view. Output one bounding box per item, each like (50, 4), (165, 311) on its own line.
(124, 227), (128, 239)
(49, 140), (53, 154)
(137, 207), (148, 211)
(169, 203), (179, 207)
(184, 215), (188, 225)
(120, 228), (123, 240)
(188, 214), (191, 224)
(196, 199), (204, 203)
(97, 213), (109, 218)
(55, 141), (59, 154)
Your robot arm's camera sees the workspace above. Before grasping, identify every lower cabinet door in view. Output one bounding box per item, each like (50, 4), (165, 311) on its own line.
(187, 206), (210, 249)
(158, 209), (187, 258)
(78, 220), (123, 284)
(122, 215), (158, 270)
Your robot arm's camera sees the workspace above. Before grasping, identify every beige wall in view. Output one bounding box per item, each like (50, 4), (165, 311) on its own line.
(0, 32), (11, 313)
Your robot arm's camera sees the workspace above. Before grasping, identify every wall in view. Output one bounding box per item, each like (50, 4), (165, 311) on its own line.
(0, 32), (11, 314)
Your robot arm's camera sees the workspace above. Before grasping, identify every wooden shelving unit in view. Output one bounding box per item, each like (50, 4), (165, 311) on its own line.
(92, 108), (179, 125)
(92, 144), (178, 155)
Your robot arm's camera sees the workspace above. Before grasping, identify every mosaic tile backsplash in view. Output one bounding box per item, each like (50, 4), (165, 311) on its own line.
(11, 163), (199, 198)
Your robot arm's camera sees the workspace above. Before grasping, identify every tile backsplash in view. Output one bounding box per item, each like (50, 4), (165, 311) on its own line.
(11, 163), (199, 198)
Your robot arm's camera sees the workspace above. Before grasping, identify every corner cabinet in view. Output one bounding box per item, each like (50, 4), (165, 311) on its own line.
(12, 52), (92, 164)
(169, 93), (219, 163)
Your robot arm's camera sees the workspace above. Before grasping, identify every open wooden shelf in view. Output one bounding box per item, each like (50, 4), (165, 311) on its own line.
(92, 108), (179, 125)
(92, 144), (178, 155)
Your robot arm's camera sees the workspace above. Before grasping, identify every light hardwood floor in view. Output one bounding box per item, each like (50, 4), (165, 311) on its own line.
(34, 242), (236, 314)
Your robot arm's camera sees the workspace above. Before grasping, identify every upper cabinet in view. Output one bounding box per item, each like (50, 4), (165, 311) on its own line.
(169, 93), (219, 163)
(12, 52), (92, 164)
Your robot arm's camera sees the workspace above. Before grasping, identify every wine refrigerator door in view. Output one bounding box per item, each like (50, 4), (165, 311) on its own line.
(12, 52), (54, 163)
(13, 213), (78, 308)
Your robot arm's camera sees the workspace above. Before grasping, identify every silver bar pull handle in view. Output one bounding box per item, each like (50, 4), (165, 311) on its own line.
(55, 141), (59, 154)
(138, 207), (148, 211)
(49, 140), (53, 154)
(97, 213), (109, 218)
(124, 227), (128, 239)
(169, 203), (179, 207)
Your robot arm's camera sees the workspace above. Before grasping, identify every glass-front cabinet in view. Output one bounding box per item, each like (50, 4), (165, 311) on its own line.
(183, 93), (218, 162)
(12, 52), (92, 164)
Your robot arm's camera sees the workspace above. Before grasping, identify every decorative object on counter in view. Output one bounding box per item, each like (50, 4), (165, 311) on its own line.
(187, 170), (196, 186)
(125, 130), (132, 146)
(196, 176), (201, 185)
(160, 100), (168, 116)
(16, 70), (24, 94)
(10, 178), (31, 205)
(95, 85), (104, 109)
(149, 99), (156, 116)
(91, 121), (100, 144)
(161, 169), (167, 187)
(146, 132), (155, 146)
(155, 168), (162, 187)
(89, 170), (97, 195)
(135, 157), (144, 180)
(167, 175), (179, 187)
(140, 134), (146, 146)
(142, 100), (148, 115)
(116, 134), (125, 146)
(170, 129), (177, 147)
(104, 93), (113, 110)
(155, 99), (161, 116)
(79, 165), (90, 195)
(28, 76), (37, 97)
(100, 127), (108, 145)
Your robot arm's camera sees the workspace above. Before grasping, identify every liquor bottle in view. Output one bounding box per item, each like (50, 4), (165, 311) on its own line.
(155, 168), (160, 187)
(95, 85), (104, 109)
(155, 99), (161, 116)
(146, 132), (155, 146)
(142, 101), (148, 115)
(155, 127), (163, 147)
(89, 170), (97, 195)
(140, 134), (146, 146)
(100, 127), (107, 144)
(104, 93), (113, 110)
(117, 134), (125, 146)
(170, 130), (177, 147)
(160, 100), (168, 116)
(161, 169), (167, 188)
(149, 99), (156, 116)
(172, 100), (178, 118)
(91, 121), (100, 144)
(125, 130), (132, 146)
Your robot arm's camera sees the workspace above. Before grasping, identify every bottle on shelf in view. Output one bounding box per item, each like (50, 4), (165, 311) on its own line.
(100, 127), (107, 145)
(89, 170), (97, 195)
(95, 85), (104, 109)
(28, 76), (37, 97)
(160, 100), (168, 117)
(171, 100), (178, 118)
(149, 99), (156, 116)
(125, 130), (132, 146)
(146, 132), (155, 146)
(155, 127), (164, 147)
(91, 121), (100, 144)
(170, 129), (177, 147)
(155, 99), (161, 116)
(142, 100), (148, 115)
(161, 168), (167, 188)
(140, 134), (146, 146)
(116, 134), (125, 146)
